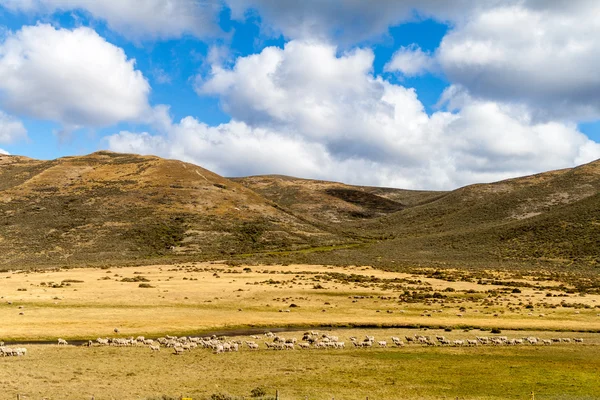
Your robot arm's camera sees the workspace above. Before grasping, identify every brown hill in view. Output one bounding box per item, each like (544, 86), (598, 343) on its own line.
(232, 175), (443, 225)
(1, 151), (598, 271)
(0, 152), (345, 268)
(274, 159), (600, 270)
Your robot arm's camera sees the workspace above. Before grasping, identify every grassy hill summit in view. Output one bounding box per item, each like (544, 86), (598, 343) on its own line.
(0, 151), (346, 267)
(0, 151), (598, 270)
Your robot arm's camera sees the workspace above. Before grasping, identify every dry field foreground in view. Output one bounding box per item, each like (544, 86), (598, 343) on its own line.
(1, 263), (600, 341)
(2, 263), (600, 399)
(2, 330), (600, 400)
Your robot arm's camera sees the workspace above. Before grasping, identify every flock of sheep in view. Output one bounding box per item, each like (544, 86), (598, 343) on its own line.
(0, 341), (27, 357)
(0, 331), (588, 358)
(15, 330), (584, 356)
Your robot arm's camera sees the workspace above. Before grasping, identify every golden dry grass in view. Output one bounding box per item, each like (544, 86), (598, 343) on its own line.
(2, 263), (600, 399)
(1, 263), (599, 341)
(2, 328), (600, 400)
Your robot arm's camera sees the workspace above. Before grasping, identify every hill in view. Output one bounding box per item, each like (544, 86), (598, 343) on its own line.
(0, 152), (346, 268)
(270, 160), (600, 270)
(232, 175), (444, 225)
(1, 151), (598, 271)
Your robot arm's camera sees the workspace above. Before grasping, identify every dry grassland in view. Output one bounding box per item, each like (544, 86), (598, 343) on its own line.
(2, 263), (600, 399)
(2, 328), (600, 400)
(1, 263), (600, 341)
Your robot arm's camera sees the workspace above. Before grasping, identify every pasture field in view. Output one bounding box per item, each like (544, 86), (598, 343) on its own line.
(1, 263), (600, 399)
(1, 263), (599, 341)
(2, 330), (600, 400)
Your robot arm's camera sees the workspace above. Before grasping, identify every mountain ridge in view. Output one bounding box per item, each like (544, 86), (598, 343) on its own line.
(0, 151), (598, 270)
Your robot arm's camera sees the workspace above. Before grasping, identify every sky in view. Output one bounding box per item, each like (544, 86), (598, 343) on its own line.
(0, 1), (599, 190)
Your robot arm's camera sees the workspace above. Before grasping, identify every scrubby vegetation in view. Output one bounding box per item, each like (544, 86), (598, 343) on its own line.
(1, 152), (599, 277)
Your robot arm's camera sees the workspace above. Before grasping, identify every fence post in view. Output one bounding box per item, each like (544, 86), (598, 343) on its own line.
(276, 390), (279, 400)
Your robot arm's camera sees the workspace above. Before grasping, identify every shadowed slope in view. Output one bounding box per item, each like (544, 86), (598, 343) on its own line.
(233, 175), (443, 224)
(286, 159), (600, 269)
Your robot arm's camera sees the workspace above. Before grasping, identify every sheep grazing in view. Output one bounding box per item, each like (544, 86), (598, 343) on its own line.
(246, 342), (259, 350)
(284, 342), (295, 350)
(0, 347), (27, 357)
(45, 329), (592, 359)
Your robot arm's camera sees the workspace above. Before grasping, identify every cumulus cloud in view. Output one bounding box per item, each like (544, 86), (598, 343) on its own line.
(109, 41), (600, 190)
(0, 148), (8, 155)
(436, 3), (600, 120)
(384, 44), (435, 77)
(0, 110), (27, 143)
(227, 1), (600, 121)
(0, 0), (223, 40)
(225, 0), (504, 44)
(0, 24), (150, 127)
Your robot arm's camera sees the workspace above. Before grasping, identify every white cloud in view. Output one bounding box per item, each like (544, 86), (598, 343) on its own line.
(0, 148), (8, 155)
(226, 0), (415, 43)
(226, 1), (600, 121)
(108, 119), (331, 180)
(151, 68), (172, 85)
(0, 0), (223, 40)
(225, 0), (505, 44)
(0, 24), (150, 127)
(0, 110), (27, 143)
(109, 41), (600, 190)
(437, 3), (600, 120)
(384, 44), (435, 76)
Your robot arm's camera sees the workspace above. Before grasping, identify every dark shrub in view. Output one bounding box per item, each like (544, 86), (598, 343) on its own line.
(250, 387), (267, 397)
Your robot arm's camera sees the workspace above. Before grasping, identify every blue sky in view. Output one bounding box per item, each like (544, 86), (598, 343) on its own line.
(0, 1), (599, 189)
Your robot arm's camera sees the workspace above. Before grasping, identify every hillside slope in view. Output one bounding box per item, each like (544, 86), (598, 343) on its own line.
(1, 151), (598, 270)
(0, 152), (345, 267)
(280, 160), (600, 269)
(233, 175), (444, 225)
